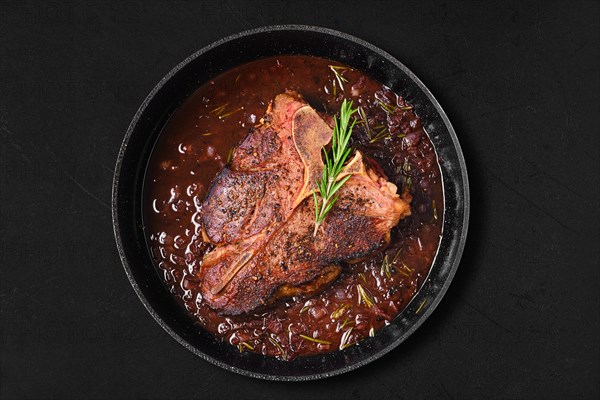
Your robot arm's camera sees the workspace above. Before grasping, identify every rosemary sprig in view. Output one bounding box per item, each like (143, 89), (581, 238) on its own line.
(313, 99), (358, 236)
(338, 317), (352, 331)
(358, 272), (367, 283)
(210, 103), (228, 116)
(416, 298), (427, 314)
(381, 254), (392, 279)
(399, 157), (413, 192)
(330, 303), (350, 320)
(238, 341), (254, 353)
(268, 337), (286, 359)
(219, 107), (243, 119)
(300, 304), (310, 314)
(339, 327), (354, 350)
(299, 334), (332, 345)
(356, 284), (375, 308)
(368, 125), (392, 143)
(401, 261), (412, 272)
(397, 260), (413, 277)
(381, 248), (402, 278)
(329, 65), (349, 91)
(209, 102), (242, 120)
(378, 101), (413, 114)
(357, 106), (372, 133)
(357, 105), (397, 143)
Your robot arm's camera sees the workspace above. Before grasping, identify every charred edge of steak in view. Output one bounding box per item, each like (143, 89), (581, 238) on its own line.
(219, 265), (343, 316)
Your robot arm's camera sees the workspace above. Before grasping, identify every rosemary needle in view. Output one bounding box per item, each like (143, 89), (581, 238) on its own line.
(313, 99), (358, 236)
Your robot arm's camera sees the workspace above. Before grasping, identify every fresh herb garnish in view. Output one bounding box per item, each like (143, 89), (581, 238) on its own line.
(330, 303), (350, 320)
(416, 298), (427, 314)
(368, 125), (392, 143)
(209, 102), (242, 119)
(399, 157), (413, 192)
(356, 284), (375, 308)
(210, 103), (228, 116)
(299, 304), (310, 314)
(378, 100), (413, 114)
(268, 337), (286, 359)
(381, 254), (393, 278)
(329, 65), (349, 92)
(313, 99), (358, 236)
(237, 341), (254, 353)
(339, 317), (352, 331)
(396, 260), (413, 278)
(358, 272), (367, 283)
(401, 261), (412, 272)
(357, 105), (397, 143)
(299, 334), (332, 345)
(219, 107), (242, 119)
(381, 248), (401, 279)
(339, 327), (354, 350)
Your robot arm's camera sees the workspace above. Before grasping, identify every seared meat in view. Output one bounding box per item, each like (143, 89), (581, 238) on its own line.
(198, 92), (411, 315)
(200, 92), (330, 245)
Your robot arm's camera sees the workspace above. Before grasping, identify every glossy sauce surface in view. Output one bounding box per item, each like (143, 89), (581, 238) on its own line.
(144, 56), (443, 359)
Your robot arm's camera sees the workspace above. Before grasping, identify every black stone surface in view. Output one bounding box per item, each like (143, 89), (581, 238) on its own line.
(1, 1), (598, 398)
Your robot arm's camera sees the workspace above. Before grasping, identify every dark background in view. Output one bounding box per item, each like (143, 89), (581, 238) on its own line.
(1, 1), (598, 398)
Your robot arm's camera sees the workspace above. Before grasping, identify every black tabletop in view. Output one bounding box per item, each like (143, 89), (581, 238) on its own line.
(1, 1), (598, 399)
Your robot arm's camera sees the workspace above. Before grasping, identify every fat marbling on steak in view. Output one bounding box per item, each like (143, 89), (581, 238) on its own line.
(198, 92), (411, 315)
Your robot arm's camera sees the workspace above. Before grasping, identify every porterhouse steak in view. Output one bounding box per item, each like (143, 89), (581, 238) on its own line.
(198, 92), (411, 314)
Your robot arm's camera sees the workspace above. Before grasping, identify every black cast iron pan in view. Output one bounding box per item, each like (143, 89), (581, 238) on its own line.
(112, 25), (469, 380)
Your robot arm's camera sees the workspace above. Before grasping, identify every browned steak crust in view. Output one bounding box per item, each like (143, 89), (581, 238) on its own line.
(198, 92), (411, 315)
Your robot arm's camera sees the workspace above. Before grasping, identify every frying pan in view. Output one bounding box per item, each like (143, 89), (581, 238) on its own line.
(112, 25), (469, 380)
